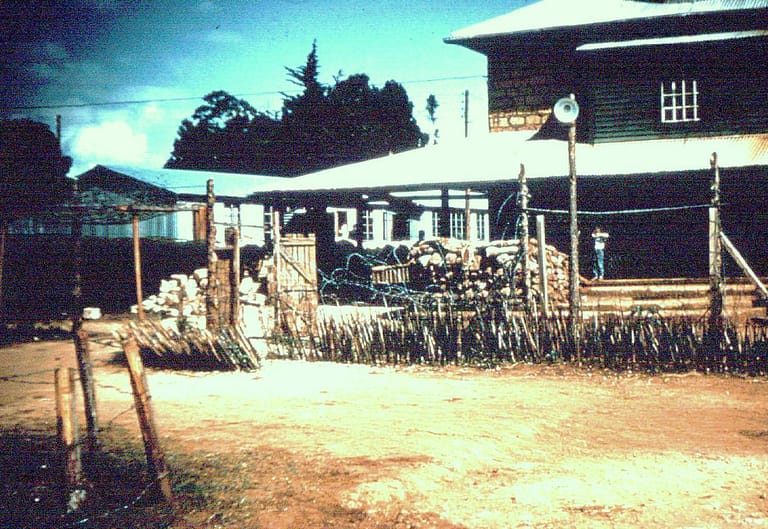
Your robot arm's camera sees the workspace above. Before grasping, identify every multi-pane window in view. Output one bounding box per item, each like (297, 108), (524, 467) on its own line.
(431, 211), (440, 237)
(381, 211), (391, 240)
(660, 80), (699, 123)
(450, 211), (465, 240)
(475, 212), (487, 241)
(361, 210), (374, 240)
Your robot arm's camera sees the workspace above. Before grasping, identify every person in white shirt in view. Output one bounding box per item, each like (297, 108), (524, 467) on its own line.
(591, 226), (610, 280)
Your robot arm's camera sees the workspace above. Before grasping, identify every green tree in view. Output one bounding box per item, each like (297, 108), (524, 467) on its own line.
(166, 90), (282, 174)
(0, 119), (73, 216)
(167, 42), (426, 176)
(0, 119), (73, 319)
(280, 40), (333, 173)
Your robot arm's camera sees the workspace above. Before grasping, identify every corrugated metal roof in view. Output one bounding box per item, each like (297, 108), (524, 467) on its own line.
(446, 0), (768, 42)
(247, 132), (768, 196)
(578, 29), (768, 50)
(76, 164), (284, 200)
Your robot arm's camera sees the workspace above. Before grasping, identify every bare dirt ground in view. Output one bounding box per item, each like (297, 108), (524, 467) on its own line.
(2, 316), (768, 529)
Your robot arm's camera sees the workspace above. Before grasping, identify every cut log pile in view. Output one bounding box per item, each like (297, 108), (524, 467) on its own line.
(404, 238), (572, 306)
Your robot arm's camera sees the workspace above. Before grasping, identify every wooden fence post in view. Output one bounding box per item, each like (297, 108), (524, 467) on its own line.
(132, 213), (146, 322)
(229, 228), (240, 326)
(124, 337), (173, 504)
(272, 211), (282, 333)
(536, 215), (549, 317)
(55, 367), (85, 511)
(206, 179), (219, 331)
(708, 153), (724, 346)
(73, 328), (99, 450)
(518, 164), (531, 310)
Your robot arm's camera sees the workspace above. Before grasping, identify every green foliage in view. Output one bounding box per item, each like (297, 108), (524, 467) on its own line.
(0, 119), (73, 218)
(166, 91), (282, 174)
(166, 42), (426, 176)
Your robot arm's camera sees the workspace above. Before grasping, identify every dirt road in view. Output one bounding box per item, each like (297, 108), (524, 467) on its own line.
(1, 319), (767, 528)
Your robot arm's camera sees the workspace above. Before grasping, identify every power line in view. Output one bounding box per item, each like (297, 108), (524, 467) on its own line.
(2, 91), (290, 111)
(3, 74), (487, 111)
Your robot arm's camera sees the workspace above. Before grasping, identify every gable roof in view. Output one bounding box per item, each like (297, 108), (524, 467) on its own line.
(76, 164), (284, 202)
(446, 0), (768, 44)
(247, 132), (768, 198)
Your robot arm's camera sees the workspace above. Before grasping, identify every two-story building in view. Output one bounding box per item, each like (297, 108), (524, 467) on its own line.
(441, 0), (768, 278)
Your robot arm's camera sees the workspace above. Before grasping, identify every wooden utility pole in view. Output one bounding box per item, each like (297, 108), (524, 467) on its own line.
(518, 164), (531, 309)
(132, 213), (145, 321)
(124, 338), (173, 504)
(206, 179), (219, 331)
(567, 112), (581, 361)
(708, 152), (724, 344)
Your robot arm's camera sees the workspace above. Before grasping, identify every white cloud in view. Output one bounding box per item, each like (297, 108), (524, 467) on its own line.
(72, 121), (148, 164)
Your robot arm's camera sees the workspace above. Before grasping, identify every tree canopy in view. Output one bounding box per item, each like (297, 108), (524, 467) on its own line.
(166, 43), (428, 176)
(0, 119), (73, 218)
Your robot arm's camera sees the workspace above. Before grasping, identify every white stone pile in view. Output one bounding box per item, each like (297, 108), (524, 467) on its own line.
(131, 268), (209, 327)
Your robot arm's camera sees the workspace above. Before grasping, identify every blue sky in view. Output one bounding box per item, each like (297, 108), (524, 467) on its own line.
(2, 0), (533, 176)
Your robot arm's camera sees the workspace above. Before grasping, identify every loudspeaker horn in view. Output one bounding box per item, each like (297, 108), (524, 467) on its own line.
(553, 96), (579, 124)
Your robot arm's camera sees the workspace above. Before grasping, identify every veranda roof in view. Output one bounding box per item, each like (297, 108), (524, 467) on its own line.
(246, 132), (768, 198)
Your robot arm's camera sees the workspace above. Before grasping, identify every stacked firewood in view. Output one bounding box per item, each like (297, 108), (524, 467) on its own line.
(406, 238), (571, 306)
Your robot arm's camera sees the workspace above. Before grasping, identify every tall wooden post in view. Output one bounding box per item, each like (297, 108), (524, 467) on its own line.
(73, 329), (99, 450)
(68, 190), (98, 450)
(124, 338), (174, 504)
(440, 188), (450, 238)
(0, 220), (6, 322)
(132, 213), (145, 321)
(708, 152), (723, 345)
(272, 211), (282, 332)
(206, 179), (219, 331)
(464, 188), (471, 241)
(518, 164), (531, 310)
(568, 117), (581, 361)
(229, 228), (240, 326)
(536, 215), (549, 317)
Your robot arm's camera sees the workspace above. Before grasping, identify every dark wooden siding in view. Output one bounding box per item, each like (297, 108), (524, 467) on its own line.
(582, 36), (768, 143)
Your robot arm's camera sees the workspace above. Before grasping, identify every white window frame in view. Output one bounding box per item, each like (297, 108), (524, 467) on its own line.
(474, 212), (487, 241)
(450, 211), (465, 240)
(361, 210), (374, 241)
(430, 211), (440, 237)
(660, 80), (699, 123)
(381, 211), (391, 240)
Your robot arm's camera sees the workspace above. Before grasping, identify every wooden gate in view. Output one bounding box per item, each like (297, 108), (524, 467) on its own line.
(273, 233), (318, 335)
